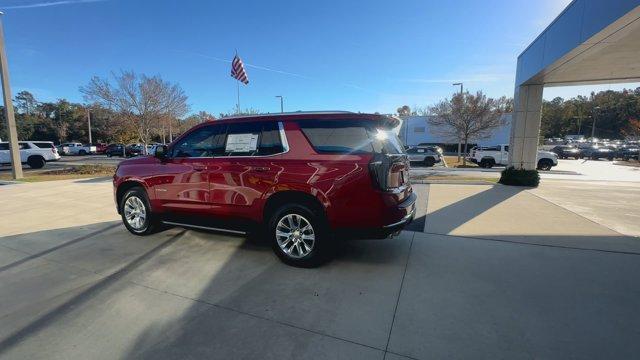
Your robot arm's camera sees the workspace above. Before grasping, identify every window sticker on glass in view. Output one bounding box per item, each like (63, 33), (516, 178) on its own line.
(226, 133), (259, 152)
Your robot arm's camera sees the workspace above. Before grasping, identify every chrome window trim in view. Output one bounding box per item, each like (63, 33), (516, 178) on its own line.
(169, 120), (289, 160)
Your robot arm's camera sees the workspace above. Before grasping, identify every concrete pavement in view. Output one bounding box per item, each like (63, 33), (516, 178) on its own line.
(0, 179), (639, 359)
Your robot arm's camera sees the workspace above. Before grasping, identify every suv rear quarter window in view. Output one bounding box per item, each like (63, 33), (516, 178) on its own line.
(298, 119), (405, 155)
(33, 142), (54, 149)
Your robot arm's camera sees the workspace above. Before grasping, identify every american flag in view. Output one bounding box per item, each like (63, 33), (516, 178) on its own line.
(231, 54), (249, 85)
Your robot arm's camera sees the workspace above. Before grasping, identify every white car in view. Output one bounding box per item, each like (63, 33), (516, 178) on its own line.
(406, 146), (442, 167)
(468, 144), (558, 171)
(0, 141), (61, 169)
(59, 142), (97, 156)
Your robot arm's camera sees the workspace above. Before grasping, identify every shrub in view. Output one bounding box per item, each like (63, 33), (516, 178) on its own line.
(499, 167), (540, 187)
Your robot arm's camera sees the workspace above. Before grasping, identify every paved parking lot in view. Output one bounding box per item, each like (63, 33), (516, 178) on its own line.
(411, 158), (640, 182)
(0, 179), (639, 359)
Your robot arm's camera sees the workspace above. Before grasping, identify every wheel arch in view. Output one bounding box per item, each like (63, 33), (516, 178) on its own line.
(116, 180), (148, 213)
(262, 190), (328, 226)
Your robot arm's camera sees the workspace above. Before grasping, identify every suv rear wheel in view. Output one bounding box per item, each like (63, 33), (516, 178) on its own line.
(268, 203), (330, 268)
(479, 158), (494, 168)
(537, 159), (553, 171)
(120, 187), (161, 235)
(27, 156), (46, 169)
(423, 157), (435, 167)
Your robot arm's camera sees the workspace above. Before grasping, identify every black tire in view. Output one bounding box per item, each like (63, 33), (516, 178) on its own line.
(479, 159), (494, 168)
(423, 157), (436, 167)
(119, 187), (161, 236)
(78, 150), (87, 156)
(537, 159), (553, 171)
(268, 203), (331, 268)
(27, 156), (45, 169)
(107, 153), (112, 158)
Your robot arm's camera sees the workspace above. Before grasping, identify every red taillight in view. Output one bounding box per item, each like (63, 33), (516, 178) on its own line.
(369, 154), (409, 191)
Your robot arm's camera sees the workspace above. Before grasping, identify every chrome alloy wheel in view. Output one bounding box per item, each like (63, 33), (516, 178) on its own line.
(276, 214), (315, 258)
(124, 196), (147, 231)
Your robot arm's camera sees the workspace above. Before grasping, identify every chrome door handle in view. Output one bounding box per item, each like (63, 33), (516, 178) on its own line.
(192, 165), (206, 172)
(251, 166), (270, 172)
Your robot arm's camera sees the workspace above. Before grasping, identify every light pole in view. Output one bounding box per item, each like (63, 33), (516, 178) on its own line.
(452, 83), (464, 161)
(86, 108), (92, 144)
(275, 95), (284, 113)
(0, 12), (22, 179)
(591, 106), (601, 140)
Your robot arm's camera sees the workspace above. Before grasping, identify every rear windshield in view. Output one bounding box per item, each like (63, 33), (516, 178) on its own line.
(298, 120), (405, 154)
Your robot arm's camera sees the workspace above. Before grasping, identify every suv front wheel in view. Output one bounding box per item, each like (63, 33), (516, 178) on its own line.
(120, 187), (161, 235)
(268, 204), (330, 268)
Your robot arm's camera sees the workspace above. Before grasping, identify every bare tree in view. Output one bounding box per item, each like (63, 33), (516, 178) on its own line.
(428, 91), (509, 165)
(80, 71), (189, 153)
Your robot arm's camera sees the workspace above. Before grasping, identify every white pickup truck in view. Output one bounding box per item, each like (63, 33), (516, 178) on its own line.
(468, 144), (558, 171)
(0, 141), (61, 169)
(59, 142), (97, 156)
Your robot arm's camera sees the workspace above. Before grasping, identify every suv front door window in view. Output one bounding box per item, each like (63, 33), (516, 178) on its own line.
(156, 124), (226, 215)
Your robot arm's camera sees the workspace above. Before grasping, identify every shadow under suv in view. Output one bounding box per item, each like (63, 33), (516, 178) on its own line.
(113, 112), (416, 267)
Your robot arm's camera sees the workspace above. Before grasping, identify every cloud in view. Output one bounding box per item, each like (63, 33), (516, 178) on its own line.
(174, 50), (384, 94)
(1, 0), (106, 10)
(177, 50), (312, 80)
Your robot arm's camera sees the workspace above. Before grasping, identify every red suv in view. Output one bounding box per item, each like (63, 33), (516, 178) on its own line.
(113, 112), (416, 267)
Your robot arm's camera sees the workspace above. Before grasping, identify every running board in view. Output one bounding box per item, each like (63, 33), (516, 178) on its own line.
(161, 221), (248, 235)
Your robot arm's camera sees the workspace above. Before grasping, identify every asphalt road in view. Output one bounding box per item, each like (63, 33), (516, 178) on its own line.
(0, 180), (639, 359)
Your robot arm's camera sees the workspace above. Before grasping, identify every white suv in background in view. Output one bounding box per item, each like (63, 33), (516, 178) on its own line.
(0, 141), (61, 169)
(468, 144), (558, 171)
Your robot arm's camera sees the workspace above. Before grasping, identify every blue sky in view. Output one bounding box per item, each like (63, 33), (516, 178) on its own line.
(0, 0), (637, 116)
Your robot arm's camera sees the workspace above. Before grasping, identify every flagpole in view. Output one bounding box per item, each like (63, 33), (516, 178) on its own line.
(235, 49), (240, 114)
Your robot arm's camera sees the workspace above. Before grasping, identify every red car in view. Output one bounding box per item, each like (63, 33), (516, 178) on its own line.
(113, 112), (416, 267)
(94, 143), (108, 154)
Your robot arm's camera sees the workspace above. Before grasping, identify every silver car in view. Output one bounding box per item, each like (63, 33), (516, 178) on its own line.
(406, 146), (441, 167)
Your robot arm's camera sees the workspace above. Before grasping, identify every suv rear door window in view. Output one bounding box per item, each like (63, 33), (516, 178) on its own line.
(224, 121), (284, 156)
(299, 120), (405, 154)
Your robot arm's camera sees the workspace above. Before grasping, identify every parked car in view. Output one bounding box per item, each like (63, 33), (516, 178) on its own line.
(113, 112), (415, 267)
(93, 143), (108, 154)
(105, 144), (142, 157)
(468, 144), (558, 170)
(59, 142), (97, 155)
(0, 141), (60, 168)
(619, 144), (639, 161)
(406, 146), (441, 167)
(581, 146), (614, 160)
(550, 145), (582, 159)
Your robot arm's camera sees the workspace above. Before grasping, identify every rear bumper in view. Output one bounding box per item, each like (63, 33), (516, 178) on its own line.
(383, 192), (416, 229)
(338, 191), (417, 239)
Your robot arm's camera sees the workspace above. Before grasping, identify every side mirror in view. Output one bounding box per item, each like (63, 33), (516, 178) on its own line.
(155, 145), (168, 160)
